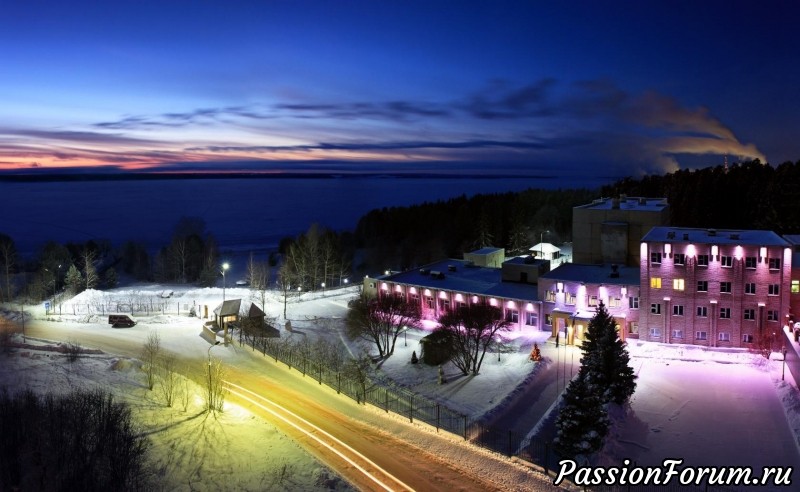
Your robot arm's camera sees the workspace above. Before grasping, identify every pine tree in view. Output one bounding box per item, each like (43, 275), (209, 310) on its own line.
(581, 301), (637, 405)
(65, 264), (83, 294)
(553, 371), (609, 459)
(104, 267), (118, 289)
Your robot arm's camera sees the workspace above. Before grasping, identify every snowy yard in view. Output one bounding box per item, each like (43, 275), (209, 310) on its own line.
(3, 283), (800, 490)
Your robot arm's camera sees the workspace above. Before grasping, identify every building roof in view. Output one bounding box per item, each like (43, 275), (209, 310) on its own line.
(575, 196), (668, 212)
(529, 242), (560, 254)
(642, 227), (790, 247)
(468, 247), (504, 256)
(382, 258), (539, 302)
(248, 302), (265, 318)
(214, 299), (242, 317)
(541, 263), (640, 286)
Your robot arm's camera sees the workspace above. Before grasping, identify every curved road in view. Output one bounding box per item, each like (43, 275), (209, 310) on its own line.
(21, 319), (554, 492)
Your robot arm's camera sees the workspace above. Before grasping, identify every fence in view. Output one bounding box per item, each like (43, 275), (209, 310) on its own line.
(239, 333), (470, 437)
(58, 299), (192, 317)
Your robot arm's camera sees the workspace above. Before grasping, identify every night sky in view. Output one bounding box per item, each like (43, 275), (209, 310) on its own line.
(1, 1), (798, 179)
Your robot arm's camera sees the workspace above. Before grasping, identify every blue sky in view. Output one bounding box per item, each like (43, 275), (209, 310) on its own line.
(1, 1), (798, 179)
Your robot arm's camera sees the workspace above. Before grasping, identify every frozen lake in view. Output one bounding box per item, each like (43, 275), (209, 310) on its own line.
(1, 175), (597, 258)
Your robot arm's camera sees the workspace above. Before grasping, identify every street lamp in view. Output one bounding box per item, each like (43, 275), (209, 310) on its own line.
(402, 326), (408, 347)
(207, 341), (221, 408)
(782, 346), (788, 381)
(221, 262), (229, 301)
(321, 282), (325, 294)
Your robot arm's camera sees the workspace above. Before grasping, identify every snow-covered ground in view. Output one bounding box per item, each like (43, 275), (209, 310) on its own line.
(3, 283), (800, 490)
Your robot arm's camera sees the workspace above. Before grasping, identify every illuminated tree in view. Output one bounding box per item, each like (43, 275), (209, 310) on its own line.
(581, 301), (636, 405)
(345, 293), (421, 358)
(437, 304), (511, 376)
(553, 371), (609, 459)
(65, 264), (83, 294)
(82, 248), (99, 290)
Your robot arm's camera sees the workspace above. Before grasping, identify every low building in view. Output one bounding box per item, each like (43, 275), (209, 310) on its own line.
(539, 263), (640, 345)
(376, 256), (546, 333)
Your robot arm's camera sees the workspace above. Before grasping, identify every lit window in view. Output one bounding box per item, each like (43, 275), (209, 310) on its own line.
(545, 314), (552, 325)
(545, 290), (556, 302)
(744, 309), (755, 320)
(588, 295), (598, 307)
(720, 282), (732, 294)
(672, 329), (683, 339)
(650, 303), (661, 315)
(745, 283), (756, 295)
(696, 306), (707, 317)
(696, 331), (708, 340)
(609, 297), (621, 308)
(768, 284), (780, 296)
(745, 257), (757, 269)
(767, 310), (779, 321)
(672, 305), (684, 316)
(674, 253), (686, 266)
(769, 258), (781, 270)
(565, 293), (576, 305)
(628, 322), (639, 334)
(719, 308), (731, 319)
(793, 280), (800, 294)
(697, 280), (708, 292)
(650, 277), (662, 289)
(629, 297), (640, 309)
(651, 252), (662, 265)
(673, 279), (685, 291)
(525, 312), (538, 326)
(697, 254), (709, 266)
(718, 332), (730, 342)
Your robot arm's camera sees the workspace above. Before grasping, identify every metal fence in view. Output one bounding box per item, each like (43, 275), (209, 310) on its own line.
(238, 332), (470, 438)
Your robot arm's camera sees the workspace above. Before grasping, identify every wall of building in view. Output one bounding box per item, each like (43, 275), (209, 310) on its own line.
(639, 241), (791, 348)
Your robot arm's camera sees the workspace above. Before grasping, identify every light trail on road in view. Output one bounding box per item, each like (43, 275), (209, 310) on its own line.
(226, 380), (414, 492)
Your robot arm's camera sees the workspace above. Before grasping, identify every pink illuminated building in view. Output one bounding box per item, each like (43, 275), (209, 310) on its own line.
(639, 227), (792, 348)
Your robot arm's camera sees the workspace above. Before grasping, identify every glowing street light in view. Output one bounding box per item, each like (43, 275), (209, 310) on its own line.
(402, 325), (408, 347)
(221, 262), (229, 301)
(321, 282), (326, 294)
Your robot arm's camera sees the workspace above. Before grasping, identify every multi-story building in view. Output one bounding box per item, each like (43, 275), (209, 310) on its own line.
(639, 227), (792, 348)
(573, 196), (669, 267)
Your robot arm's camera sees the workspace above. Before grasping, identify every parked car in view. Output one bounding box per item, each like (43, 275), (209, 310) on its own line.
(108, 314), (137, 328)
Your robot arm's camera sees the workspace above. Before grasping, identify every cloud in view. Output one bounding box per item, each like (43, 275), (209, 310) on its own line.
(186, 139), (549, 154)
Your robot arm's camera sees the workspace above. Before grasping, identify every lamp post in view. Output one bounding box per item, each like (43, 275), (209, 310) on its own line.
(403, 326), (408, 347)
(321, 282), (325, 294)
(540, 230), (550, 259)
(221, 262), (229, 301)
(782, 346), (788, 381)
(497, 335), (502, 362)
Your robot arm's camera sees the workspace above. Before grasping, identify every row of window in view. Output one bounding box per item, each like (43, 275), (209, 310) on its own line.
(650, 278), (782, 295)
(649, 303), (779, 321)
(649, 329), (754, 343)
(651, 252), (781, 270)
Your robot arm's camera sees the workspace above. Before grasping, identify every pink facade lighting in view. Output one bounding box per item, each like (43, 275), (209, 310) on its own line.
(381, 282), (388, 291)
(526, 303), (534, 312)
(489, 298), (498, 307)
(557, 282), (564, 293)
(711, 245), (718, 260)
(664, 243), (672, 255)
(735, 246), (743, 260)
(687, 244), (697, 258)
(472, 295), (479, 304)
(760, 247), (767, 261)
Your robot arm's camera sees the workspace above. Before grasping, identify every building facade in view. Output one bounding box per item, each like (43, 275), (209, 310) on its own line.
(639, 227), (792, 348)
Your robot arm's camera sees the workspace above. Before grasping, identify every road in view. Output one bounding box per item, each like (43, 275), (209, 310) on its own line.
(22, 318), (556, 492)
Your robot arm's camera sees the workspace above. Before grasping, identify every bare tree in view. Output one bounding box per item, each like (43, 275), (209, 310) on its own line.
(82, 249), (99, 290)
(343, 353), (373, 404)
(141, 330), (161, 390)
(345, 293), (421, 358)
(156, 352), (179, 407)
(0, 233), (16, 302)
(437, 304), (512, 376)
(247, 252), (270, 310)
(206, 356), (228, 413)
(277, 262), (299, 319)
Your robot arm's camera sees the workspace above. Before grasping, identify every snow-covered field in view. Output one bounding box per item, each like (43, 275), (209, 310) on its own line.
(3, 283), (800, 490)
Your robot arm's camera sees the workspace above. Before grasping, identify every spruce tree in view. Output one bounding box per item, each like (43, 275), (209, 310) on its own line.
(581, 301), (637, 405)
(553, 371), (609, 459)
(65, 264), (83, 294)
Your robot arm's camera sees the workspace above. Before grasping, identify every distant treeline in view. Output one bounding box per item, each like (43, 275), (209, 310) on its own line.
(601, 159), (800, 233)
(350, 188), (599, 272)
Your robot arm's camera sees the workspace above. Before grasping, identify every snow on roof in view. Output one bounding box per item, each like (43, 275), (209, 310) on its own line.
(468, 247), (504, 255)
(214, 298), (242, 316)
(541, 263), (640, 285)
(529, 242), (560, 254)
(384, 259), (539, 302)
(643, 227), (790, 246)
(576, 196), (668, 211)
